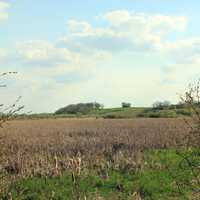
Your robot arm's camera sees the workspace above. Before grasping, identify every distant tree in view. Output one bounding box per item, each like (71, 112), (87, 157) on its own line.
(175, 101), (186, 109)
(121, 102), (131, 108)
(152, 101), (171, 110)
(162, 100), (171, 108)
(55, 102), (103, 115)
(93, 102), (104, 109)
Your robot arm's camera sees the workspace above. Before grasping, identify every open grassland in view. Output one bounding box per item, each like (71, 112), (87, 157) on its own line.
(0, 118), (199, 199)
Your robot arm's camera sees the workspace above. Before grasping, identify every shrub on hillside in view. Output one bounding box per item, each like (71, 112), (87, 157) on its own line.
(176, 109), (191, 116)
(137, 109), (177, 118)
(103, 114), (125, 119)
(152, 101), (171, 110)
(121, 102), (131, 108)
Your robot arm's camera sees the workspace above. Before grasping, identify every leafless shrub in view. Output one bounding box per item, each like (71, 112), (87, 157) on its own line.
(180, 80), (200, 146)
(0, 72), (24, 196)
(0, 72), (24, 128)
(174, 80), (200, 199)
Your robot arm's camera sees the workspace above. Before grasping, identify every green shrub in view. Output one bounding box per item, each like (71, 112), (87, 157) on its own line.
(55, 102), (103, 115)
(176, 109), (191, 116)
(103, 114), (123, 119)
(137, 110), (177, 118)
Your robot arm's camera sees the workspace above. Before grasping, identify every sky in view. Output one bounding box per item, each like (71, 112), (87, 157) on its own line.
(1, 0), (200, 113)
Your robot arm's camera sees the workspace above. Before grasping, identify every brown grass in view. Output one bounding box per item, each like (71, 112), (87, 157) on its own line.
(0, 118), (189, 178)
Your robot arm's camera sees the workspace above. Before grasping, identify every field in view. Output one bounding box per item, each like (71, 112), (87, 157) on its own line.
(0, 118), (190, 172)
(1, 118), (199, 199)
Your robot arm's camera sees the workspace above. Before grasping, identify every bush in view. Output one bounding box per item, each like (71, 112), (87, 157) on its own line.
(176, 109), (191, 116)
(121, 102), (131, 108)
(137, 109), (177, 118)
(152, 101), (171, 110)
(103, 114), (123, 119)
(160, 110), (177, 118)
(148, 112), (161, 118)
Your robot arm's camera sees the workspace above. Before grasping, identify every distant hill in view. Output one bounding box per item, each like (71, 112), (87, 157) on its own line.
(17, 103), (192, 120)
(52, 103), (192, 119)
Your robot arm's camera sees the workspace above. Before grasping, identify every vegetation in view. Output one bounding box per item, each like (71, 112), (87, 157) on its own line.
(1, 73), (200, 199)
(152, 100), (172, 110)
(121, 102), (131, 108)
(51, 100), (193, 119)
(0, 72), (24, 196)
(19, 106), (185, 120)
(0, 72), (24, 127)
(0, 117), (196, 199)
(6, 149), (200, 200)
(55, 102), (104, 115)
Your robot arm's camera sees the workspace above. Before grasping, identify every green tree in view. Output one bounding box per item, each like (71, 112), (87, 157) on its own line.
(121, 102), (131, 108)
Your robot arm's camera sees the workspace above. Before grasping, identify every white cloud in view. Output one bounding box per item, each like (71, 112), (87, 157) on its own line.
(16, 40), (80, 66)
(104, 10), (187, 32)
(162, 38), (200, 61)
(59, 10), (187, 53)
(103, 10), (132, 26)
(15, 36), (113, 77)
(67, 20), (92, 34)
(0, 1), (10, 22)
(156, 37), (200, 83)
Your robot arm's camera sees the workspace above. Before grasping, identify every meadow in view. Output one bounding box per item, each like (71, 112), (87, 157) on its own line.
(0, 118), (199, 200)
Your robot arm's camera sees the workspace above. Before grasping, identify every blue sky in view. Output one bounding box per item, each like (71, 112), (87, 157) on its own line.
(1, 0), (200, 112)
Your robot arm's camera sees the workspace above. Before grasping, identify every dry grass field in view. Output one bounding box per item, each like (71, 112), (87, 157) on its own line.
(0, 118), (198, 199)
(0, 118), (189, 169)
(0, 118), (188, 172)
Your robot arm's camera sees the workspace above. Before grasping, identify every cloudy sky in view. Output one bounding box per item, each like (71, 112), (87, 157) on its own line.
(1, 0), (200, 113)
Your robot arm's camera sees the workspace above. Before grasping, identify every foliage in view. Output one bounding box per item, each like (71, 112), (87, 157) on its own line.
(152, 101), (171, 110)
(169, 80), (200, 199)
(55, 102), (103, 115)
(17, 106), (194, 120)
(176, 109), (191, 116)
(121, 102), (131, 108)
(138, 109), (177, 118)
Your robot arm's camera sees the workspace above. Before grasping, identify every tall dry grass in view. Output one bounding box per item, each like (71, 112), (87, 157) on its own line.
(0, 118), (190, 180)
